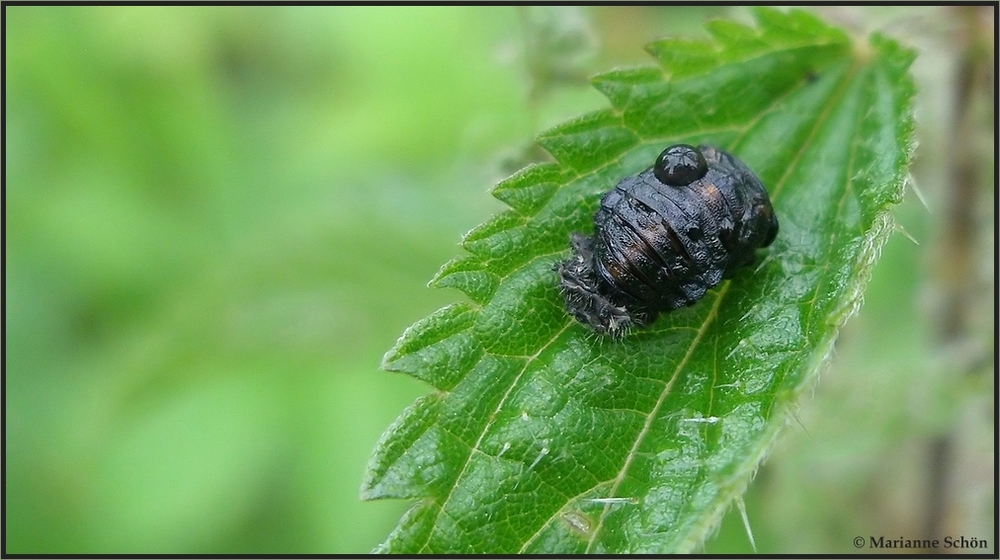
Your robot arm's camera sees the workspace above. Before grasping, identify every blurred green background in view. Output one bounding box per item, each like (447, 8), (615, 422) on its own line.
(5, 6), (993, 554)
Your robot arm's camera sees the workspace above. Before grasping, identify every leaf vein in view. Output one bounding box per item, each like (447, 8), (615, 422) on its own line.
(585, 284), (730, 553)
(418, 320), (575, 552)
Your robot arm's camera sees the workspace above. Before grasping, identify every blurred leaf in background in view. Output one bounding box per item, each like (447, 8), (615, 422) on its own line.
(5, 6), (535, 553)
(4, 5), (993, 554)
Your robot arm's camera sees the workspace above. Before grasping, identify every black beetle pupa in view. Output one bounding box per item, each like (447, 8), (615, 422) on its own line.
(555, 144), (778, 338)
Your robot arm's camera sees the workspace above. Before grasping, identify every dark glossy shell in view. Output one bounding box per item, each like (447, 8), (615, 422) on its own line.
(555, 144), (778, 337)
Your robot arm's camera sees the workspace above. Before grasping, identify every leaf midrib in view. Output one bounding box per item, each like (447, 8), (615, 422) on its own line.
(417, 31), (864, 556)
(583, 285), (730, 553)
(578, 58), (862, 552)
(417, 320), (575, 552)
(763, 59), (862, 202)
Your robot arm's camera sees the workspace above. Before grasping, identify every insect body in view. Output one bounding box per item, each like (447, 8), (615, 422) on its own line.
(555, 144), (778, 337)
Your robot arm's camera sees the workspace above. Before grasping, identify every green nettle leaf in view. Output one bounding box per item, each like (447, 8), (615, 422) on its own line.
(362, 8), (915, 554)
